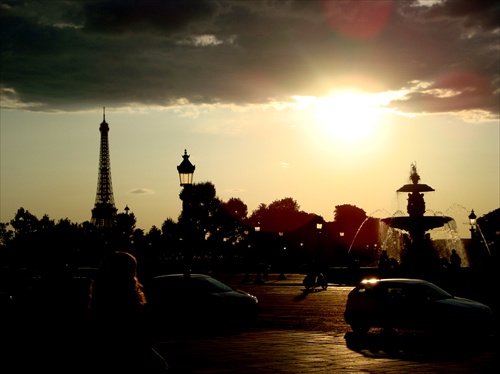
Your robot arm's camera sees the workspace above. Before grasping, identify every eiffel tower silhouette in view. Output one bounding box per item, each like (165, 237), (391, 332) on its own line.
(91, 107), (117, 227)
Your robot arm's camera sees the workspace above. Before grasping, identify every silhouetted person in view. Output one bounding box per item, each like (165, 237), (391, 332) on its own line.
(439, 256), (450, 270)
(254, 271), (264, 285)
(263, 263), (269, 282)
(378, 250), (390, 270)
(89, 251), (169, 372)
(449, 249), (461, 270)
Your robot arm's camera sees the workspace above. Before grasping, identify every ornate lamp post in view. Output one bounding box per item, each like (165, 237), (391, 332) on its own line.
(277, 231), (287, 280)
(468, 209), (478, 267)
(316, 222), (323, 262)
(177, 150), (196, 276)
(177, 149), (196, 213)
(242, 228), (251, 282)
(254, 224), (264, 284)
(468, 209), (477, 238)
(177, 149), (196, 187)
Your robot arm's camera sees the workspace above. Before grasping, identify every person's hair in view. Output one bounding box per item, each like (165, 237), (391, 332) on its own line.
(89, 251), (146, 314)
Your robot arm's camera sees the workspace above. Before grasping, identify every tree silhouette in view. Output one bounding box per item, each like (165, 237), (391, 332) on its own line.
(334, 205), (367, 230)
(177, 182), (222, 271)
(246, 198), (317, 274)
(213, 198), (248, 246)
(249, 197), (313, 233)
(178, 182), (220, 240)
(1, 196), (494, 276)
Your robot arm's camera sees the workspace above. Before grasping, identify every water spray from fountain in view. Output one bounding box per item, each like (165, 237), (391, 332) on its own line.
(475, 223), (492, 257)
(347, 209), (391, 255)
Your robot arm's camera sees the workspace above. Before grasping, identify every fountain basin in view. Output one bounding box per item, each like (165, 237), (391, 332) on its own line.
(397, 184), (434, 192)
(381, 216), (454, 232)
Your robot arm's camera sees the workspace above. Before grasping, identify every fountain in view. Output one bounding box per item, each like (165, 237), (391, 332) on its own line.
(380, 164), (455, 274)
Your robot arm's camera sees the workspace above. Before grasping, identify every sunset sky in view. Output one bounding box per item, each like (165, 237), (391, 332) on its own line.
(1, 0), (499, 238)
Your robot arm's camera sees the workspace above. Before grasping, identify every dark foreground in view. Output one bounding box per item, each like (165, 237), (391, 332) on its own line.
(2, 273), (497, 373)
(158, 273), (497, 373)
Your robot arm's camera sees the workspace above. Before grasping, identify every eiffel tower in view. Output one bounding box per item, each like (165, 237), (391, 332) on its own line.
(91, 108), (117, 227)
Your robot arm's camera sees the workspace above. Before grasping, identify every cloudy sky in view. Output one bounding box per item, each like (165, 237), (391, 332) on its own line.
(1, 0), (499, 238)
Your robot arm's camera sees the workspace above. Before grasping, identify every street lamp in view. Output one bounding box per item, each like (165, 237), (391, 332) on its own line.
(254, 224), (264, 284)
(176, 149), (196, 215)
(177, 149), (196, 187)
(277, 231), (286, 280)
(316, 222), (323, 260)
(242, 229), (251, 282)
(177, 150), (195, 277)
(468, 209), (477, 238)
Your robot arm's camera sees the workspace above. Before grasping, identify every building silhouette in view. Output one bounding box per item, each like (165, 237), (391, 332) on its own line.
(91, 108), (117, 227)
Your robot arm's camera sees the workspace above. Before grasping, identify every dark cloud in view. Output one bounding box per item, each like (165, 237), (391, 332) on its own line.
(388, 69), (500, 114)
(424, 0), (500, 31)
(83, 0), (220, 35)
(1, 0), (498, 117)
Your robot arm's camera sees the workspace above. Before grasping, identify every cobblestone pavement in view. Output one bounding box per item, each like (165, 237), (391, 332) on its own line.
(154, 273), (497, 373)
(155, 329), (496, 374)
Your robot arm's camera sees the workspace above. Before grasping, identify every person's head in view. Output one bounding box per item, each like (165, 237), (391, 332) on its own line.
(90, 251), (146, 312)
(99, 251), (138, 280)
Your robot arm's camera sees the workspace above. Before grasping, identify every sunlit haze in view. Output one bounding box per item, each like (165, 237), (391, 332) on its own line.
(1, 1), (498, 238)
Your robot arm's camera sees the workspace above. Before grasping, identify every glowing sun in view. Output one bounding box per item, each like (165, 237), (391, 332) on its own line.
(315, 91), (382, 142)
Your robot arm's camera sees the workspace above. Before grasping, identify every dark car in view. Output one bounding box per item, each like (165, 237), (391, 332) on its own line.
(344, 278), (493, 335)
(144, 274), (259, 331)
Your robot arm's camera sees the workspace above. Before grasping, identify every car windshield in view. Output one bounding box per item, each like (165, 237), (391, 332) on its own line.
(353, 281), (454, 302)
(422, 282), (453, 300)
(195, 277), (233, 293)
(384, 282), (453, 301)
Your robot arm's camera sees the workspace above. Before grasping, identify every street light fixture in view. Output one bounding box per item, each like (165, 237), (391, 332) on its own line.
(468, 209), (477, 237)
(254, 223), (264, 284)
(242, 229), (251, 282)
(177, 150), (196, 277)
(316, 221), (323, 264)
(177, 149), (196, 187)
(278, 231), (286, 280)
(468, 209), (477, 226)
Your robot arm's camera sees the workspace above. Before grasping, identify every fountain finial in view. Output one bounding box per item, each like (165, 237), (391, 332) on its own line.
(397, 163), (434, 193)
(409, 163), (420, 184)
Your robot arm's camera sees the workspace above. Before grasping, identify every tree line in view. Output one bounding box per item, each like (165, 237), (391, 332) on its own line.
(1, 181), (497, 279)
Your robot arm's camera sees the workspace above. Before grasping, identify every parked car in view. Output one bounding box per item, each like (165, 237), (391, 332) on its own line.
(144, 274), (259, 332)
(344, 278), (493, 335)
(14, 273), (93, 317)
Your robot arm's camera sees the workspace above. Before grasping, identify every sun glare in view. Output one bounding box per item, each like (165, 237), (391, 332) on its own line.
(315, 91), (382, 142)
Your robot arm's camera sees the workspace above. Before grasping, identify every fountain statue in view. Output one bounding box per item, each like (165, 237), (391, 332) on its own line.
(380, 164), (455, 274)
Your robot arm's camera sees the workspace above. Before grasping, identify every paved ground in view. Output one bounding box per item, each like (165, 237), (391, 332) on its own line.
(155, 329), (496, 373)
(154, 273), (498, 373)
